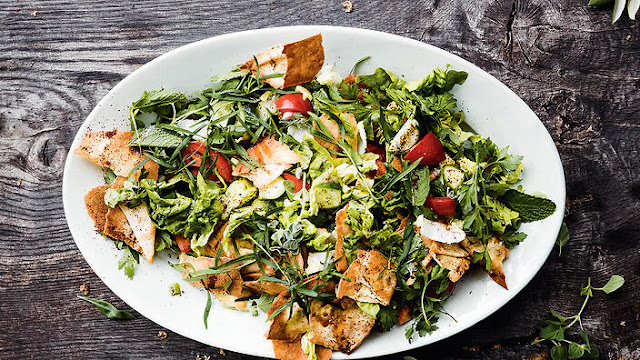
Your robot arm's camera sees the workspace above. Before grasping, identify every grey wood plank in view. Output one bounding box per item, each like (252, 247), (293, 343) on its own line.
(1, 0), (639, 359)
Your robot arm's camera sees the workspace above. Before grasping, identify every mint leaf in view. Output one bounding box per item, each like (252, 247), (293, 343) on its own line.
(503, 232), (527, 248)
(210, 71), (245, 83)
(78, 296), (135, 320)
(550, 344), (568, 360)
(600, 275), (625, 294)
(408, 166), (430, 206)
(131, 89), (187, 110)
(556, 222), (570, 256)
(568, 342), (585, 359)
(130, 125), (184, 148)
(501, 190), (556, 222)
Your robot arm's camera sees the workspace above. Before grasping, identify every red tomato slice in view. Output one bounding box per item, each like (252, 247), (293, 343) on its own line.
(275, 93), (313, 116)
(175, 235), (191, 253)
(181, 141), (233, 183)
(365, 143), (386, 162)
(282, 173), (310, 193)
(424, 196), (457, 216)
(403, 132), (446, 165)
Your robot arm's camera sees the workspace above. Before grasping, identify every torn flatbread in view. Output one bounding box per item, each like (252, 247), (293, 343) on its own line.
(272, 340), (332, 360)
(487, 237), (509, 289)
(118, 202), (155, 263)
(336, 249), (396, 306)
(334, 205), (351, 273)
(232, 136), (300, 190)
(266, 293), (310, 341)
(309, 298), (376, 353)
(74, 130), (159, 180)
(241, 34), (324, 89)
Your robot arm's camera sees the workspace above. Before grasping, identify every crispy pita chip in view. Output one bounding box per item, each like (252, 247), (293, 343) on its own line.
(104, 207), (142, 252)
(74, 130), (159, 180)
(241, 34), (324, 89)
(460, 236), (485, 255)
(244, 280), (287, 296)
(84, 185), (111, 231)
(486, 237), (509, 289)
(432, 252), (470, 282)
(118, 202), (155, 263)
(336, 249), (396, 306)
(334, 205), (351, 273)
(420, 232), (470, 258)
(309, 298), (376, 353)
(272, 340), (332, 360)
(232, 136), (301, 190)
(313, 113), (358, 154)
(180, 255), (244, 298)
(266, 293), (310, 341)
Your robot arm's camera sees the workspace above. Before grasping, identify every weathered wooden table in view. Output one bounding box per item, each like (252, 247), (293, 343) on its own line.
(1, 0), (638, 359)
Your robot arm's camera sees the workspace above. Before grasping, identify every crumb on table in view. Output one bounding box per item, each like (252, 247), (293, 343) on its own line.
(79, 283), (89, 295)
(342, 1), (353, 13)
(157, 330), (167, 340)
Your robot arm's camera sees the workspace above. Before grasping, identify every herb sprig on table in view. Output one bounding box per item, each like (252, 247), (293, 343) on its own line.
(78, 296), (136, 320)
(534, 275), (625, 360)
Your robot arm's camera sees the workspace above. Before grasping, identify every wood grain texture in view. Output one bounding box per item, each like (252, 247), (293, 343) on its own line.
(1, 0), (639, 359)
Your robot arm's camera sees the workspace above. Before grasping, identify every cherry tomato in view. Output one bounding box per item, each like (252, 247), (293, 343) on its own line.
(275, 93), (313, 116)
(282, 173), (310, 193)
(175, 235), (191, 253)
(403, 132), (446, 165)
(365, 143), (386, 162)
(424, 196), (457, 216)
(181, 141), (233, 183)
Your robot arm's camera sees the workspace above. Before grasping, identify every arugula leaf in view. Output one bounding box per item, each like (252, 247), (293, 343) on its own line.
(556, 222), (570, 256)
(78, 296), (135, 320)
(129, 125), (184, 148)
(500, 190), (556, 222)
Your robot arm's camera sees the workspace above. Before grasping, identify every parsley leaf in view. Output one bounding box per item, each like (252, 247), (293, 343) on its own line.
(115, 241), (139, 279)
(501, 190), (556, 222)
(377, 306), (399, 332)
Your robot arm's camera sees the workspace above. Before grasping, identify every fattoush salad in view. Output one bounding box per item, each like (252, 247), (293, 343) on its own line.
(76, 34), (556, 359)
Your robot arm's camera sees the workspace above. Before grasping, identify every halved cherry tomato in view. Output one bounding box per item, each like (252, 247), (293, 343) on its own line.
(282, 173), (310, 193)
(403, 132), (446, 165)
(343, 74), (356, 84)
(275, 93), (313, 116)
(175, 235), (191, 253)
(365, 143), (386, 162)
(424, 196), (457, 216)
(181, 141), (233, 183)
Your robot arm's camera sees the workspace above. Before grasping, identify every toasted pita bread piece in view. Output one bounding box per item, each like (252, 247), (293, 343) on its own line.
(309, 298), (376, 354)
(118, 203), (155, 263)
(244, 280), (287, 296)
(104, 206), (142, 253)
(336, 249), (396, 306)
(460, 236), (485, 255)
(313, 113), (358, 154)
(272, 340), (332, 360)
(180, 255), (244, 298)
(84, 185), (111, 231)
(74, 130), (159, 180)
(266, 293), (310, 341)
(333, 205), (351, 273)
(241, 34), (324, 89)
(232, 136), (301, 190)
(420, 231), (469, 258)
(424, 251), (470, 282)
(486, 237), (509, 289)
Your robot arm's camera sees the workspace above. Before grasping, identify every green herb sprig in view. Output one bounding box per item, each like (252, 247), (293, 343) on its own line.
(534, 275), (625, 360)
(78, 296), (136, 320)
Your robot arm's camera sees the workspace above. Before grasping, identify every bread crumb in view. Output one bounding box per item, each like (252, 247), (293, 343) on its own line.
(462, 346), (480, 351)
(79, 283), (90, 295)
(30, 10), (37, 16)
(342, 1), (353, 12)
(219, 349), (225, 355)
(157, 330), (167, 340)
(492, 344), (501, 349)
(195, 355), (211, 360)
(17, 179), (22, 187)
(621, 321), (626, 326)
(626, 34), (631, 41)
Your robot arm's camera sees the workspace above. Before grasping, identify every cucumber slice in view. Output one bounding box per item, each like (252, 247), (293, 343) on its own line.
(259, 176), (286, 199)
(442, 165), (465, 189)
